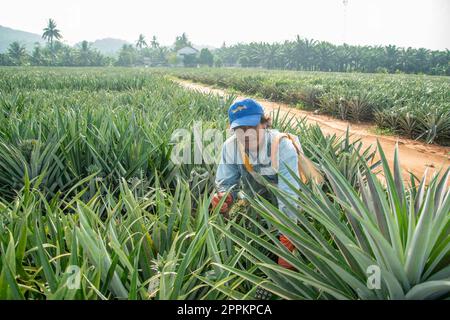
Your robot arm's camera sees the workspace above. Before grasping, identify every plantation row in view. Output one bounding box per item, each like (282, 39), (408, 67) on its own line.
(165, 68), (450, 145)
(0, 68), (448, 300)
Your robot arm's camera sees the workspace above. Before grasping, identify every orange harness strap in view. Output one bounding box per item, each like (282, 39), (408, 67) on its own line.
(270, 133), (309, 183)
(237, 141), (254, 173)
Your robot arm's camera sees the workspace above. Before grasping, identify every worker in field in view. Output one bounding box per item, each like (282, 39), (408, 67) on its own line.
(211, 98), (323, 269)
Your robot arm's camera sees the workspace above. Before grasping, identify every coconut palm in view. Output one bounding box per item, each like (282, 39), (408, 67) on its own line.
(78, 40), (91, 66)
(31, 43), (46, 66)
(135, 34), (147, 49)
(7, 42), (28, 65)
(150, 35), (159, 49)
(174, 33), (191, 51)
(213, 36), (450, 75)
(42, 18), (62, 50)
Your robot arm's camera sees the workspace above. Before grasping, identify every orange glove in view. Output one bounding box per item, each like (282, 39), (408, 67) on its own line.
(278, 235), (296, 270)
(211, 192), (233, 213)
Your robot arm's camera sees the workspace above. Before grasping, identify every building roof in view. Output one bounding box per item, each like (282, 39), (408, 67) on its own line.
(177, 46), (198, 55)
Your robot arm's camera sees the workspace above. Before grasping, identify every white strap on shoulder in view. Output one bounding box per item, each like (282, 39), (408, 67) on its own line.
(286, 133), (304, 155)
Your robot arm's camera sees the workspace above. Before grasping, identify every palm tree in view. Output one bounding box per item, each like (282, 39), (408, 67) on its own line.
(315, 41), (335, 71)
(415, 48), (430, 74)
(303, 38), (318, 70)
(136, 34), (147, 49)
(31, 43), (44, 66)
(42, 18), (62, 50)
(79, 40), (91, 66)
(212, 36), (448, 75)
(174, 33), (191, 51)
(257, 43), (280, 69)
(384, 44), (399, 72)
(292, 36), (314, 70)
(8, 42), (28, 65)
(150, 36), (159, 49)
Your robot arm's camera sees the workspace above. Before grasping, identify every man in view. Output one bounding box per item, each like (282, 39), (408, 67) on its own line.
(211, 98), (310, 269)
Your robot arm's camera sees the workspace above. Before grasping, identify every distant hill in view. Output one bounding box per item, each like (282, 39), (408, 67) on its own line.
(89, 38), (130, 56)
(0, 25), (45, 53)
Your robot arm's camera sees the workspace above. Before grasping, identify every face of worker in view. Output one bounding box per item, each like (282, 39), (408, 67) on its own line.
(234, 123), (266, 152)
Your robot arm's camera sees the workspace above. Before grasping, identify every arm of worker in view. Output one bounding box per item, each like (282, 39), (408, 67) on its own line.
(215, 140), (241, 201)
(276, 138), (301, 222)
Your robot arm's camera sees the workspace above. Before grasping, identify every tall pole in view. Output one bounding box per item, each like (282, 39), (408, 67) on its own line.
(343, 0), (349, 44)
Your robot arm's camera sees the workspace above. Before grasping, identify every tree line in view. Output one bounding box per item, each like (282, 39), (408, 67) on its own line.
(1, 19), (449, 75)
(216, 37), (450, 75)
(0, 19), (214, 68)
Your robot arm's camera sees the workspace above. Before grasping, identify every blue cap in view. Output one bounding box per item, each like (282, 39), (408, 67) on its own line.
(228, 99), (264, 129)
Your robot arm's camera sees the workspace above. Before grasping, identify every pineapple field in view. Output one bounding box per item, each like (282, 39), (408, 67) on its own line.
(167, 68), (450, 145)
(0, 67), (449, 300)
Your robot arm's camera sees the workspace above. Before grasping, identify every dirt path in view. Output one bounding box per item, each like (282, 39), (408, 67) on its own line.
(175, 79), (450, 184)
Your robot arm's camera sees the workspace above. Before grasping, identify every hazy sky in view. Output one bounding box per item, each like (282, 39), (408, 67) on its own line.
(1, 0), (449, 49)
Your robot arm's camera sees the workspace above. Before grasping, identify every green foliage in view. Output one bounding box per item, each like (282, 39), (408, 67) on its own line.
(216, 38), (450, 76)
(0, 173), (245, 299)
(183, 54), (198, 68)
(212, 144), (450, 299)
(7, 42), (28, 66)
(199, 49), (214, 67)
(174, 33), (192, 51)
(0, 68), (230, 200)
(0, 68), (448, 300)
(116, 44), (139, 66)
(3, 41), (111, 67)
(0, 68), (238, 299)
